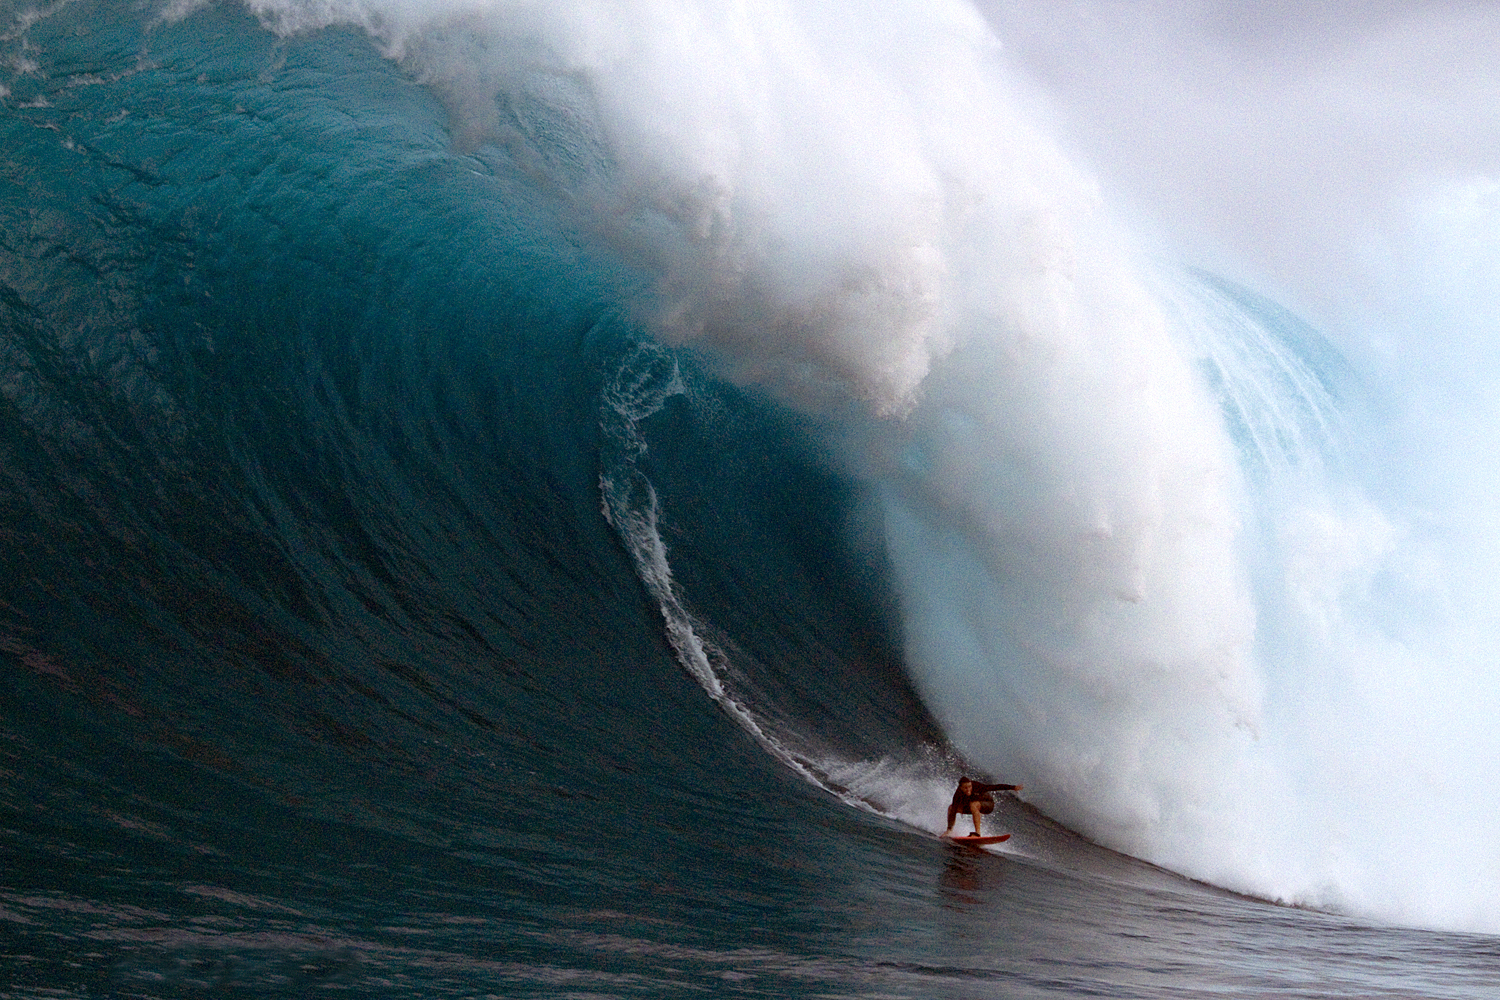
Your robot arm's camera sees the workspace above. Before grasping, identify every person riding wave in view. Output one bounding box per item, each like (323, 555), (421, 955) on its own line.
(945, 775), (1022, 837)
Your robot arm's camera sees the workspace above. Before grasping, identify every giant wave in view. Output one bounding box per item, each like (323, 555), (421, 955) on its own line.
(5, 0), (1500, 956)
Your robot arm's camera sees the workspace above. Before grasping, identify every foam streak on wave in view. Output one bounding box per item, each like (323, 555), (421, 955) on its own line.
(595, 337), (956, 824)
(595, 339), (842, 795)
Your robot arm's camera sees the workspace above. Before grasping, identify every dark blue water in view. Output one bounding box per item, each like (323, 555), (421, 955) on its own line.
(3, 3), (1499, 996)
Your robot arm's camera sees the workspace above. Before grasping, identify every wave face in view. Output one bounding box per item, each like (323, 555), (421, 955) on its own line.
(5, 0), (1500, 993)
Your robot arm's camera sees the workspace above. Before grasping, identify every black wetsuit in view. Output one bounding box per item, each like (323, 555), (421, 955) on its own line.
(951, 780), (1019, 816)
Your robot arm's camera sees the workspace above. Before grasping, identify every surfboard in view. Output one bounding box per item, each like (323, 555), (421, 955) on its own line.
(945, 834), (1010, 846)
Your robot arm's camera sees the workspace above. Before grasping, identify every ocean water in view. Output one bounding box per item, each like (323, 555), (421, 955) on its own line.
(3, 2), (1500, 996)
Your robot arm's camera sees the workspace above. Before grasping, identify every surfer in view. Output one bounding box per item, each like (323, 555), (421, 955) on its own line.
(945, 776), (1022, 837)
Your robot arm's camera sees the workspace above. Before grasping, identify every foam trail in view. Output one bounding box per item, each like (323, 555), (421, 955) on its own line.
(219, 0), (1500, 932)
(596, 337), (965, 826)
(596, 340), (750, 730)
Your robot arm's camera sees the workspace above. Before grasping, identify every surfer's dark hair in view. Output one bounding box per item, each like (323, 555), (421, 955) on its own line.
(958, 776), (972, 783)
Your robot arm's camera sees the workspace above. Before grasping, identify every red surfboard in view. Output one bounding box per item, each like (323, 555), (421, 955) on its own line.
(945, 833), (1010, 846)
